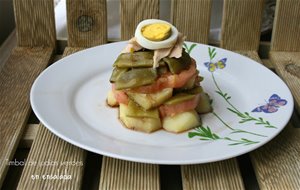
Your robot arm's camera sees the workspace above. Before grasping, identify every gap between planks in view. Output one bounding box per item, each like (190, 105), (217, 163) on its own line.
(19, 124), (39, 148)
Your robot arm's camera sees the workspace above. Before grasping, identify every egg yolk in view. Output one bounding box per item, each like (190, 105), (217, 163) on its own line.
(141, 23), (171, 41)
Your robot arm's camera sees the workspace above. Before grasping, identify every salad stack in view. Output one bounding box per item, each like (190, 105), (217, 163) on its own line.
(107, 19), (212, 133)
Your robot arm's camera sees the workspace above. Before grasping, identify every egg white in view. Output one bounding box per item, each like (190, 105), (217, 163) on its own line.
(135, 19), (179, 50)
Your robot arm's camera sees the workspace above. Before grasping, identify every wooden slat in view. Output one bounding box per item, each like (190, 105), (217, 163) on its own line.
(18, 0), (108, 185)
(251, 122), (300, 189)
(235, 50), (262, 63)
(17, 47), (86, 190)
(182, 159), (244, 190)
(235, 50), (276, 69)
(19, 124), (39, 148)
(220, 0), (264, 50)
(269, 52), (300, 112)
(120, 0), (159, 40)
(271, 0), (300, 51)
(62, 47), (85, 57)
(0, 47), (53, 187)
(171, 0), (212, 44)
(0, 30), (17, 71)
(66, 0), (107, 47)
(99, 157), (160, 190)
(13, 0), (56, 47)
(17, 124), (86, 190)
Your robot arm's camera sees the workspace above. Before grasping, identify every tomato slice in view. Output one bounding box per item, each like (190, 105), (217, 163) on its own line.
(132, 59), (197, 93)
(159, 94), (200, 118)
(112, 84), (129, 105)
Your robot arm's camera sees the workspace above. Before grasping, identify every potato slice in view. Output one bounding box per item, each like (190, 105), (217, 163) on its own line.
(163, 110), (201, 133)
(196, 92), (213, 114)
(127, 88), (173, 110)
(119, 103), (162, 133)
(121, 116), (162, 133)
(107, 90), (119, 107)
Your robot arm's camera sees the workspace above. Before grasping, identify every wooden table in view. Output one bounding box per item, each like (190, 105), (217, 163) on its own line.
(1, 0), (300, 189)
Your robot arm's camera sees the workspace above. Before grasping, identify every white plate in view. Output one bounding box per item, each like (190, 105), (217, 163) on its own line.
(30, 42), (294, 165)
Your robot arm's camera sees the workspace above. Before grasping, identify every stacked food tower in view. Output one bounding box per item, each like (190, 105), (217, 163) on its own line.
(107, 19), (212, 133)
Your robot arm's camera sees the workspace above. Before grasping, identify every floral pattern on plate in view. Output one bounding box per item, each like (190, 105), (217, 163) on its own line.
(184, 44), (289, 146)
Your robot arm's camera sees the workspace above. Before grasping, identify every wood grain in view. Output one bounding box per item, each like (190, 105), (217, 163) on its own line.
(235, 50), (278, 70)
(181, 159), (244, 190)
(17, 125), (86, 190)
(269, 51), (300, 113)
(0, 47), (53, 187)
(120, 0), (159, 40)
(271, 0), (300, 51)
(99, 157), (160, 190)
(171, 0), (212, 44)
(13, 0), (56, 47)
(66, 0), (107, 47)
(62, 47), (85, 57)
(235, 50), (262, 63)
(17, 47), (86, 190)
(221, 0), (264, 51)
(234, 50), (276, 69)
(251, 122), (300, 190)
(0, 30), (17, 72)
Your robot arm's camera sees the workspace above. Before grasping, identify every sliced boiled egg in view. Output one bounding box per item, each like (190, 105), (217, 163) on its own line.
(135, 19), (179, 50)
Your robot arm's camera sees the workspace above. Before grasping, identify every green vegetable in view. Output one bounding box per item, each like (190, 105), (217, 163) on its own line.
(163, 50), (191, 74)
(185, 86), (204, 94)
(157, 66), (168, 75)
(164, 93), (196, 105)
(114, 51), (165, 68)
(115, 68), (157, 90)
(110, 67), (128, 82)
(196, 93), (213, 114)
(127, 88), (173, 110)
(126, 101), (159, 118)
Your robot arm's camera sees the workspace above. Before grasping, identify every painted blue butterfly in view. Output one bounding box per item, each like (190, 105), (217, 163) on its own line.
(252, 94), (287, 113)
(204, 58), (227, 72)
